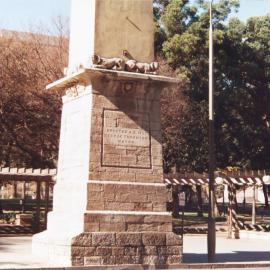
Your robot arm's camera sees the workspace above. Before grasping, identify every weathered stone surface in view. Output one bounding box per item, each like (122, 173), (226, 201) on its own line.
(72, 257), (84, 266)
(167, 255), (182, 264)
(69, 0), (154, 70)
(157, 246), (181, 256)
(112, 247), (124, 256)
(166, 233), (182, 246)
(87, 182), (167, 212)
(72, 233), (92, 247)
(101, 255), (116, 265)
(84, 247), (96, 256)
(124, 247), (140, 256)
(142, 255), (160, 265)
(142, 233), (166, 246)
(99, 222), (126, 232)
(71, 247), (86, 256)
(96, 247), (112, 256)
(114, 255), (142, 265)
(84, 222), (100, 232)
(92, 233), (115, 246)
(142, 246), (157, 255)
(116, 233), (142, 246)
(84, 256), (101, 265)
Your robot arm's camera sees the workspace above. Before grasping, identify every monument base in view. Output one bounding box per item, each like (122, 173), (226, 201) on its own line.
(71, 231), (182, 266)
(33, 229), (182, 267)
(32, 69), (183, 266)
(33, 211), (182, 266)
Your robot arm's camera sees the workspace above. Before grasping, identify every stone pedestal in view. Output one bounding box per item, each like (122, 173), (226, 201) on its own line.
(32, 69), (182, 267)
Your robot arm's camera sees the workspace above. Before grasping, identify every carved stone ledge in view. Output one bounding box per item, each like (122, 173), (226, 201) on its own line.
(46, 68), (179, 92)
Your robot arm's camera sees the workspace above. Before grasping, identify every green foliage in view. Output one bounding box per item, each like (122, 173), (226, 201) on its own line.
(158, 0), (270, 172)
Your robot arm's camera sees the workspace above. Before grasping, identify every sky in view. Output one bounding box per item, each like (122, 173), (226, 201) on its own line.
(0, 0), (269, 33)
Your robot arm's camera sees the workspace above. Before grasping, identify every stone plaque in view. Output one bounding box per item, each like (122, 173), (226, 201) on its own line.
(102, 109), (151, 168)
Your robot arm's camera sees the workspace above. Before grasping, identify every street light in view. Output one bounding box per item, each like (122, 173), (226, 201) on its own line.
(215, 177), (224, 185)
(262, 175), (270, 185)
(208, 0), (216, 262)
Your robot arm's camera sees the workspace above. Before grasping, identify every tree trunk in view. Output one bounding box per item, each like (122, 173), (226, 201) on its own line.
(196, 185), (203, 217)
(172, 185), (180, 218)
(13, 181), (18, 198)
(262, 184), (269, 209)
(0, 185), (3, 214)
(233, 187), (238, 211)
(0, 201), (3, 214)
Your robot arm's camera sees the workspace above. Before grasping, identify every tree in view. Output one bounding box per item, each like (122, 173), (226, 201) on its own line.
(158, 0), (270, 174)
(0, 21), (68, 168)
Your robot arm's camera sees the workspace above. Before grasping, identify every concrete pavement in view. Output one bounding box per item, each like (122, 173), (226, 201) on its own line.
(183, 234), (270, 264)
(1, 234), (270, 269)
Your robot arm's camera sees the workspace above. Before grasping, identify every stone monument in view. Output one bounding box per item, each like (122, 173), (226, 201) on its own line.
(32, 0), (182, 267)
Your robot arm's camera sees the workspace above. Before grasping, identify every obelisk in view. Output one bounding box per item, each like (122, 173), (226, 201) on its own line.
(32, 0), (182, 267)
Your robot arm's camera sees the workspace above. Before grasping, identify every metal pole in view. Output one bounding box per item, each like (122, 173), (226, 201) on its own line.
(22, 181), (26, 213)
(227, 184), (233, 239)
(208, 0), (216, 262)
(35, 181), (41, 232)
(243, 186), (246, 210)
(252, 185), (256, 225)
(44, 181), (50, 230)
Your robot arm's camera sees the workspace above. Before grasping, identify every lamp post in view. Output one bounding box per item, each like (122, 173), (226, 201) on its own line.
(208, 0), (216, 262)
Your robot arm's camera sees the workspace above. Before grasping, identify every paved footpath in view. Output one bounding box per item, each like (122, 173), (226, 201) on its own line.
(1, 235), (270, 269)
(184, 234), (270, 264)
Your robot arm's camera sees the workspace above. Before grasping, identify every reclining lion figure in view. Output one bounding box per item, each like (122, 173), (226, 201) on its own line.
(125, 59), (159, 75)
(92, 54), (125, 71)
(91, 54), (159, 75)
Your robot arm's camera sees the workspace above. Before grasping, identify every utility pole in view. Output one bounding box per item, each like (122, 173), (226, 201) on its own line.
(208, 0), (216, 262)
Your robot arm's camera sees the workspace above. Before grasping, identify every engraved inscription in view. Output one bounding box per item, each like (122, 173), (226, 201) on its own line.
(102, 109), (151, 168)
(104, 127), (149, 147)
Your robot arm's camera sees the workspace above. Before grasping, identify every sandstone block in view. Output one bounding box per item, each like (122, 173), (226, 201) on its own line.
(124, 247), (139, 256)
(84, 247), (96, 256)
(142, 233), (166, 246)
(87, 201), (105, 210)
(142, 255), (159, 265)
(167, 255), (182, 264)
(112, 247), (124, 256)
(88, 183), (104, 192)
(101, 255), (116, 265)
(115, 255), (141, 264)
(166, 233), (182, 246)
(84, 222), (100, 232)
(84, 256), (101, 265)
(142, 246), (157, 255)
(157, 246), (181, 256)
(71, 247), (86, 256)
(127, 223), (157, 232)
(153, 203), (166, 211)
(105, 202), (135, 211)
(92, 233), (115, 246)
(167, 246), (181, 255)
(72, 233), (92, 247)
(99, 222), (126, 232)
(72, 257), (84, 266)
(144, 215), (171, 223)
(96, 247), (112, 256)
(134, 202), (153, 211)
(158, 223), (172, 232)
(125, 215), (145, 223)
(116, 233), (142, 246)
